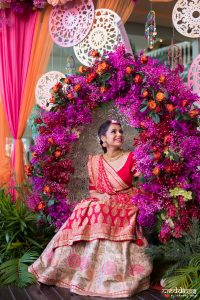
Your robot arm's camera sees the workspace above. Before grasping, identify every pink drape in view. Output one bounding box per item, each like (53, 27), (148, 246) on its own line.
(0, 9), (37, 191)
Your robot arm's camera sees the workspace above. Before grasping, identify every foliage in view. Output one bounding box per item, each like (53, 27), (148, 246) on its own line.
(0, 188), (54, 287)
(28, 45), (200, 243)
(147, 219), (200, 299)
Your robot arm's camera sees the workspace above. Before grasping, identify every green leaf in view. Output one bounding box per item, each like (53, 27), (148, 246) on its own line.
(140, 105), (148, 112)
(100, 73), (111, 82)
(151, 112), (160, 124)
(47, 199), (55, 207)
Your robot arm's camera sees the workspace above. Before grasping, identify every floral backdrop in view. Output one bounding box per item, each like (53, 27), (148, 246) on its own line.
(27, 45), (200, 243)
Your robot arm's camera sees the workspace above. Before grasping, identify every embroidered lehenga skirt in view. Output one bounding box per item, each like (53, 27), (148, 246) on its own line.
(29, 154), (153, 298)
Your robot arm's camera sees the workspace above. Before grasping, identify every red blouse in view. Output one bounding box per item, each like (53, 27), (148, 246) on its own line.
(89, 152), (136, 191)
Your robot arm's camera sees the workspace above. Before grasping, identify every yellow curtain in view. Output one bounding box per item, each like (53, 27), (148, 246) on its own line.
(15, 6), (53, 184)
(0, 98), (11, 188)
(96, 0), (135, 23)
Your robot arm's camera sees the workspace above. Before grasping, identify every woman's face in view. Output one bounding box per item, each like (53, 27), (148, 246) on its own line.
(102, 124), (124, 148)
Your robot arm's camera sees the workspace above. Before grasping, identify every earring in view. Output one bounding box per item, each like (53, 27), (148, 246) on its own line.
(102, 141), (107, 147)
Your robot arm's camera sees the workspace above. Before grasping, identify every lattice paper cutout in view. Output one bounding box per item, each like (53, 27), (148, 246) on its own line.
(73, 9), (122, 66)
(35, 71), (65, 111)
(188, 54), (200, 96)
(49, 0), (94, 47)
(172, 0), (200, 38)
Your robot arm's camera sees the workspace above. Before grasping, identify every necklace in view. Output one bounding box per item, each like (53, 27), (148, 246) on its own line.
(104, 150), (124, 162)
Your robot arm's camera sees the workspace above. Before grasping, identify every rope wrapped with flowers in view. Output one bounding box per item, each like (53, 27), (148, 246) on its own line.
(27, 45), (200, 243)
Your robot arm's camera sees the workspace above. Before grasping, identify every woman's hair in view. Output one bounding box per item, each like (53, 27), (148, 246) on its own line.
(98, 120), (121, 153)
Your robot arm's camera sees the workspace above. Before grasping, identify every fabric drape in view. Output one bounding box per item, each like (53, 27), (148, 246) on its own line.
(0, 6), (53, 187)
(0, 9), (37, 190)
(96, 0), (135, 23)
(16, 6), (53, 184)
(0, 99), (11, 187)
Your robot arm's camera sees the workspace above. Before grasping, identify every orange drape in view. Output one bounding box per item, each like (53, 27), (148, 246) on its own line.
(14, 6), (53, 184)
(0, 98), (11, 187)
(96, 0), (135, 23)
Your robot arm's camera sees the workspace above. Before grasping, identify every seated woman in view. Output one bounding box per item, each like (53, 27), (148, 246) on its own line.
(28, 120), (152, 298)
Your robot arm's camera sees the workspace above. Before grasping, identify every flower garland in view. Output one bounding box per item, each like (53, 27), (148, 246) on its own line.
(27, 45), (200, 243)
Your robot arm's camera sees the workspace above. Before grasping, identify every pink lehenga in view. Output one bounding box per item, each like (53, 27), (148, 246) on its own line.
(29, 153), (153, 298)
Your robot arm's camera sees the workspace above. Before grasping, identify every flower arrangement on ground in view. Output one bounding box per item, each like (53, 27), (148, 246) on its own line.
(27, 45), (200, 243)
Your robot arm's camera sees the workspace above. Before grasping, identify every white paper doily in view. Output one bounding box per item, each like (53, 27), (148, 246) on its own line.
(35, 71), (65, 111)
(188, 54), (200, 96)
(73, 9), (122, 66)
(49, 0), (94, 47)
(172, 0), (200, 38)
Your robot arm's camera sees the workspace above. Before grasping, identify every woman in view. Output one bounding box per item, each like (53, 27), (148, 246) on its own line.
(29, 120), (152, 298)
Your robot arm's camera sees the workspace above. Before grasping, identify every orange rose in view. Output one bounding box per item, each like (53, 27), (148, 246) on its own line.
(148, 100), (156, 110)
(32, 152), (38, 158)
(43, 185), (50, 194)
(52, 83), (62, 93)
(189, 109), (199, 118)
(142, 90), (148, 98)
(125, 66), (134, 74)
(49, 97), (56, 104)
(100, 86), (107, 93)
(24, 165), (33, 176)
(90, 50), (100, 57)
(74, 84), (81, 92)
(48, 137), (54, 144)
(155, 91), (165, 102)
(54, 150), (62, 158)
(66, 93), (73, 101)
(164, 135), (171, 145)
(153, 152), (161, 161)
(153, 167), (160, 176)
(64, 78), (72, 84)
(37, 201), (46, 211)
(140, 55), (148, 64)
(158, 75), (165, 84)
(52, 86), (59, 93)
(140, 121), (146, 128)
(181, 99), (188, 107)
(97, 62), (109, 74)
(134, 74), (143, 84)
(78, 66), (85, 74)
(86, 72), (97, 83)
(166, 104), (175, 113)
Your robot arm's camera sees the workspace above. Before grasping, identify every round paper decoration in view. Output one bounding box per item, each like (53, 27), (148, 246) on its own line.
(73, 9), (122, 66)
(188, 54), (200, 97)
(49, 0), (94, 47)
(35, 71), (65, 111)
(172, 0), (200, 38)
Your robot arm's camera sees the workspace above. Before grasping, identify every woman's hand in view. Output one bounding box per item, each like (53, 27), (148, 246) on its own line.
(90, 191), (111, 201)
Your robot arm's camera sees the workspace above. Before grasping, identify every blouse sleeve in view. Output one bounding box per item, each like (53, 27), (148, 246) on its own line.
(87, 155), (97, 192)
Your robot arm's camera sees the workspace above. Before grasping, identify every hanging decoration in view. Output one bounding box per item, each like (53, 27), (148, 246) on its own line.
(49, 0), (94, 48)
(167, 42), (183, 71)
(35, 71), (65, 111)
(172, 0), (200, 38)
(188, 54), (200, 97)
(73, 9), (122, 66)
(65, 56), (76, 74)
(145, 10), (157, 49)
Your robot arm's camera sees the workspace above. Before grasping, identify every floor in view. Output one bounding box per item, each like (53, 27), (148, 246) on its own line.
(0, 285), (166, 300)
